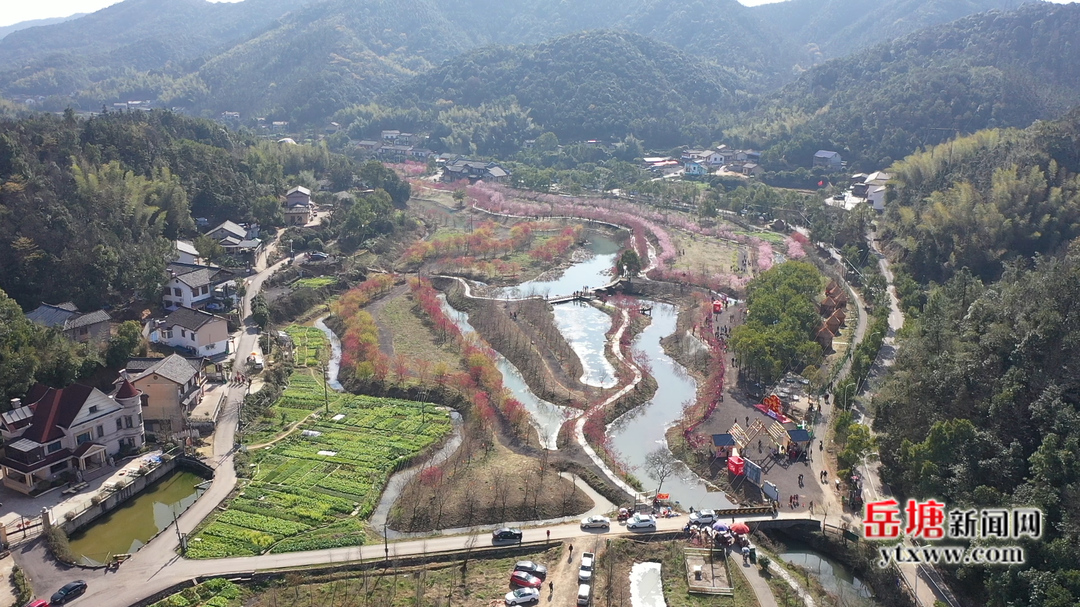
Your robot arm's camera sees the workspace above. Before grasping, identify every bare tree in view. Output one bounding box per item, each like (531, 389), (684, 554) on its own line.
(644, 448), (679, 496)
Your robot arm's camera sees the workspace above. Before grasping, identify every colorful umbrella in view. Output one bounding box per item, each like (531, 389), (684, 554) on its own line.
(712, 522), (729, 531)
(731, 522), (751, 534)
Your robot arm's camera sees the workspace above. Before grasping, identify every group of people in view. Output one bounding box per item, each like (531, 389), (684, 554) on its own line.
(229, 373), (252, 386)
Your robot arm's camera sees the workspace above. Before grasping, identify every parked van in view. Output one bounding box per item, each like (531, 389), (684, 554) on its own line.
(577, 584), (591, 606)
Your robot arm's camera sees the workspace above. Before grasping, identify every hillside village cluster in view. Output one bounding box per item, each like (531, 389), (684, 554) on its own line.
(0, 188), (323, 495)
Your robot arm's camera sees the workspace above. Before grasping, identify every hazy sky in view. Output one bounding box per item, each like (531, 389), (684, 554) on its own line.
(1, 0), (1075, 28)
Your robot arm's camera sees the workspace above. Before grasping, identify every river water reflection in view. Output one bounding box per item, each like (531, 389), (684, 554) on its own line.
(606, 302), (735, 511)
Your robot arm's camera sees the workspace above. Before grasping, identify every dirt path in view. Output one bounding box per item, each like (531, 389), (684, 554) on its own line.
(542, 540), (587, 606)
(366, 282), (409, 357)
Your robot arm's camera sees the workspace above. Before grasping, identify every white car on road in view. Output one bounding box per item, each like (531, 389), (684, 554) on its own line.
(689, 509), (718, 525)
(580, 515), (611, 530)
(626, 513), (657, 530)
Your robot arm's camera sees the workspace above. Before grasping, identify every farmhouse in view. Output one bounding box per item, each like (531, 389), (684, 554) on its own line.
(0, 380), (145, 493)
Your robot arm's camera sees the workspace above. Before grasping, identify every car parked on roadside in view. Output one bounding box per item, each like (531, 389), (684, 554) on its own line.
(626, 513), (657, 530)
(505, 587), (540, 605)
(579, 551), (595, 582)
(492, 527), (523, 542)
(22, 600), (50, 607)
(513, 561), (547, 580)
(510, 571), (543, 588)
(689, 509), (718, 525)
(50, 580), (87, 604)
(580, 515), (610, 530)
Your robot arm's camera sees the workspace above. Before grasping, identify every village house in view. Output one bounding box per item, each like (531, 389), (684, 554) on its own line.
(283, 186), (314, 226)
(123, 355), (204, 442)
(162, 262), (233, 311)
(205, 220), (262, 260)
(740, 162), (764, 177)
(0, 380), (145, 494)
(149, 306), (230, 357)
(174, 240), (203, 265)
(684, 161), (708, 177)
(441, 159), (511, 183)
(26, 302), (112, 344)
(813, 150), (844, 171)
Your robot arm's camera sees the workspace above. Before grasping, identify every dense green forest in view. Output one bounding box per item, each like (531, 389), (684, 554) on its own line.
(753, 0), (1021, 61)
(880, 108), (1080, 284)
(735, 2), (1080, 171)
(385, 31), (742, 147)
(0, 110), (407, 310)
(873, 248), (1080, 606)
(729, 261), (824, 385)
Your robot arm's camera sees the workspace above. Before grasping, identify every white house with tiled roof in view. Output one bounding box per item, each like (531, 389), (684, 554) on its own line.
(0, 380), (144, 494)
(150, 307), (230, 356)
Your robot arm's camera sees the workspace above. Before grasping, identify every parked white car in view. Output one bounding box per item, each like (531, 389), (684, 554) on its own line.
(579, 551), (595, 582)
(626, 513), (657, 530)
(505, 587), (540, 605)
(580, 515), (611, 530)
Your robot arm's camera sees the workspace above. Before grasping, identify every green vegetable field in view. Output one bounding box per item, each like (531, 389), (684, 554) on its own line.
(189, 329), (451, 559)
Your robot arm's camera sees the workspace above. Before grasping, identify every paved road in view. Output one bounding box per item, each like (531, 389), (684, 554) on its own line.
(26, 509), (814, 607)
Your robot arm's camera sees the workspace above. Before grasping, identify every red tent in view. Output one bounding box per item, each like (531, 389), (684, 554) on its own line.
(727, 455), (745, 476)
(712, 300), (724, 314)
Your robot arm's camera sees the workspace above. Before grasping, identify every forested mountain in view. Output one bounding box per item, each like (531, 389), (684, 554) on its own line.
(879, 107), (1080, 285)
(874, 247), (1080, 606)
(749, 0), (1022, 61)
(0, 110), (405, 310)
(0, 0), (794, 122)
(385, 31), (742, 146)
(733, 2), (1080, 171)
(0, 14), (86, 41)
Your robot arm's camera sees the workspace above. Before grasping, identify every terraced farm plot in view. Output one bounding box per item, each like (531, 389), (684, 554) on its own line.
(190, 386), (452, 559)
(284, 325), (328, 367)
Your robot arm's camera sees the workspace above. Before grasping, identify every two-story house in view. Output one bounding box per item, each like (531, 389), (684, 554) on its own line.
(26, 302), (112, 344)
(149, 307), (230, 357)
(0, 380), (145, 494)
(163, 263), (232, 311)
(124, 354), (204, 441)
(283, 186), (314, 226)
(441, 160), (511, 183)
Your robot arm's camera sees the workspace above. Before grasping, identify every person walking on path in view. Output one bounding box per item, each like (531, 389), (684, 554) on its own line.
(568, 544), (574, 563)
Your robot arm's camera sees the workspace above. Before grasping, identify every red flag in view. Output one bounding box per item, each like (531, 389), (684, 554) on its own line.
(818, 180), (824, 187)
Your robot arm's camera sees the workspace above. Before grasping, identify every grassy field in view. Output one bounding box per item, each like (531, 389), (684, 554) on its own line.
(378, 292), (463, 374)
(295, 276), (337, 289)
(670, 229), (744, 277)
(191, 342), (453, 558)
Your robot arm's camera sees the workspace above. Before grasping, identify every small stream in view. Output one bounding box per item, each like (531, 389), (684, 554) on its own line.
(437, 295), (571, 449)
(777, 540), (877, 604)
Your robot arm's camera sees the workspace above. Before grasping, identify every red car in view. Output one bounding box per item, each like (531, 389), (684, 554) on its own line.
(510, 571), (543, 588)
(23, 601), (50, 607)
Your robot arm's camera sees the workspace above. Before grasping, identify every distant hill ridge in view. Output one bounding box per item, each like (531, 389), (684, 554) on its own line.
(0, 0), (1031, 123)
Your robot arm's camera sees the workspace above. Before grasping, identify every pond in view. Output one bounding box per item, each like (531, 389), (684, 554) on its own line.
(68, 470), (206, 566)
(776, 540), (877, 604)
